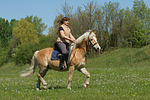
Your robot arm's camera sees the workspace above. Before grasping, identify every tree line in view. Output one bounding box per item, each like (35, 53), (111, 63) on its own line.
(49, 0), (150, 49)
(0, 0), (149, 65)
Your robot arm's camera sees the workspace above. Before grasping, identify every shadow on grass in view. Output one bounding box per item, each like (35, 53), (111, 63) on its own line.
(48, 85), (84, 90)
(48, 86), (66, 90)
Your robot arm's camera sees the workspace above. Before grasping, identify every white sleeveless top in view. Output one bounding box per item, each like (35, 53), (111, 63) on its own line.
(56, 25), (71, 43)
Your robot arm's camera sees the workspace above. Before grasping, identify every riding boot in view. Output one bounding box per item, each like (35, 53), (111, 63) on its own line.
(59, 54), (65, 70)
(64, 52), (69, 68)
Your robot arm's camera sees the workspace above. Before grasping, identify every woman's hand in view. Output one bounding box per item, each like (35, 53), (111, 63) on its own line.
(70, 38), (76, 43)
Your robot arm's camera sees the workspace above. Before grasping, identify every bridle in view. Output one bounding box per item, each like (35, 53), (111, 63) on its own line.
(88, 35), (99, 47)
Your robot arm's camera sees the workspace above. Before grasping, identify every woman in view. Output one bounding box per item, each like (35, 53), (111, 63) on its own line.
(55, 17), (76, 70)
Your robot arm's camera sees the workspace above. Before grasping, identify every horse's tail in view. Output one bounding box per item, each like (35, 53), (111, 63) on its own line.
(20, 51), (39, 77)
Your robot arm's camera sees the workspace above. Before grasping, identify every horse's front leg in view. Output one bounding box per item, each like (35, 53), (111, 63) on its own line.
(78, 67), (90, 88)
(67, 65), (75, 89)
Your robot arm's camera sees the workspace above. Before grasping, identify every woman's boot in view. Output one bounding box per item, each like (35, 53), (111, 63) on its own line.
(59, 54), (65, 70)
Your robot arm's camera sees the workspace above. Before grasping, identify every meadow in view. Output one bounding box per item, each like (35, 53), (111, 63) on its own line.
(0, 45), (150, 100)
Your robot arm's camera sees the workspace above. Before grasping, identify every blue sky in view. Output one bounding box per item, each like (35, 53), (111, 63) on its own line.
(1, 0), (149, 35)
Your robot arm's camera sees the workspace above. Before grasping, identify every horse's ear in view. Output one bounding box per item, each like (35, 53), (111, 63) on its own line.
(89, 31), (92, 34)
(90, 31), (96, 34)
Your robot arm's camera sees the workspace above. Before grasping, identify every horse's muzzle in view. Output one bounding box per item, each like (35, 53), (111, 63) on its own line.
(94, 47), (101, 52)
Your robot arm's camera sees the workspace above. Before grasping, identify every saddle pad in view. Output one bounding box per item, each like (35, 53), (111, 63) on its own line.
(51, 44), (71, 60)
(51, 50), (60, 60)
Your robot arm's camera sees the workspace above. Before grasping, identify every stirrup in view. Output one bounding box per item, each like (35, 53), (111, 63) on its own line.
(60, 64), (65, 70)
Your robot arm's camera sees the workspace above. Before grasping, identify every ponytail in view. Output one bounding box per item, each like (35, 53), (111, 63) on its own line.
(56, 20), (63, 34)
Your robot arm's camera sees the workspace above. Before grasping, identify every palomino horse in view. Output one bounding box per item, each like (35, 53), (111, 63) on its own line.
(20, 30), (101, 90)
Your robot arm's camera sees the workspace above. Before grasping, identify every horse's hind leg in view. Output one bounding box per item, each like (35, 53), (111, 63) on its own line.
(36, 78), (41, 90)
(77, 67), (90, 88)
(36, 67), (48, 90)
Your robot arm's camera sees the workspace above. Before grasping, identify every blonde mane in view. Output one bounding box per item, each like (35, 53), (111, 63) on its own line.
(71, 30), (92, 50)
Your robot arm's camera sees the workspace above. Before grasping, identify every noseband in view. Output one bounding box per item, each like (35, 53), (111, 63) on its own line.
(88, 36), (98, 47)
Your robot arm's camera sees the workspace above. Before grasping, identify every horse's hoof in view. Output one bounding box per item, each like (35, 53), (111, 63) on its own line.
(42, 84), (47, 89)
(83, 84), (89, 88)
(36, 88), (40, 91)
(67, 87), (72, 90)
(42, 86), (47, 89)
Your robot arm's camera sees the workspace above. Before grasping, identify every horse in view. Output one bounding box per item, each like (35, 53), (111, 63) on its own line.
(20, 30), (101, 90)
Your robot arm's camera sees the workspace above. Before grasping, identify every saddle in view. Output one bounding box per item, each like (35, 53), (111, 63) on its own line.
(51, 44), (71, 67)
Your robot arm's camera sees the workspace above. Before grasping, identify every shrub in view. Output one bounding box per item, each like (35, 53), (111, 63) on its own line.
(0, 48), (9, 66)
(13, 36), (51, 65)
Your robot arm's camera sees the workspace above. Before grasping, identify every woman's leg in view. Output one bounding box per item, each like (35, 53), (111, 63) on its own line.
(55, 42), (68, 70)
(56, 42), (67, 54)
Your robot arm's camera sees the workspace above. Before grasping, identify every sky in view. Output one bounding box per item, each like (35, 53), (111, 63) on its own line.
(0, 0), (150, 35)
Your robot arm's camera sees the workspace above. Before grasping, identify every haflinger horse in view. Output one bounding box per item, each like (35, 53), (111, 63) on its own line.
(20, 30), (101, 90)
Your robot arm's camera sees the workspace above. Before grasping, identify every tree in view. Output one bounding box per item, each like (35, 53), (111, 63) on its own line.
(61, 1), (73, 17)
(75, 1), (98, 31)
(49, 0), (150, 51)
(0, 18), (11, 47)
(133, 0), (148, 20)
(126, 20), (149, 48)
(0, 41), (8, 65)
(47, 26), (57, 45)
(99, 1), (120, 49)
(13, 18), (39, 46)
(131, 0), (150, 47)
(133, 0), (150, 32)
(25, 16), (47, 36)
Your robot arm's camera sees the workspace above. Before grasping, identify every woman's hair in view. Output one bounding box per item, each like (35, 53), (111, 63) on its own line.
(57, 17), (70, 33)
(57, 17), (70, 25)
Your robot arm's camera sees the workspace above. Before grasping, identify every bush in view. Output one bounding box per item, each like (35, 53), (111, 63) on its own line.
(0, 41), (9, 66)
(0, 48), (9, 66)
(13, 36), (51, 65)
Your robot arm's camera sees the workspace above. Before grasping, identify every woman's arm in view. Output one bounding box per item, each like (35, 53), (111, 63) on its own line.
(69, 33), (76, 42)
(60, 30), (75, 42)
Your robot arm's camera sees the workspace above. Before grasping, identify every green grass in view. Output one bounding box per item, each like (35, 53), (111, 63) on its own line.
(0, 45), (150, 100)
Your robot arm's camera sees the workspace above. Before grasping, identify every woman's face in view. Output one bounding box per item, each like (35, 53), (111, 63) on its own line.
(63, 20), (69, 26)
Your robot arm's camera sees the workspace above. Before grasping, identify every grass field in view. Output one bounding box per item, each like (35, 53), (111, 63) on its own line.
(0, 45), (150, 100)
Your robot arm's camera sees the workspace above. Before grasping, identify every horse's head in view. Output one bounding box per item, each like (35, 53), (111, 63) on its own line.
(73, 30), (101, 51)
(88, 31), (101, 52)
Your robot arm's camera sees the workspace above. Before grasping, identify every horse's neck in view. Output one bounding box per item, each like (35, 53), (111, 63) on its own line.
(73, 40), (87, 56)
(79, 40), (87, 55)
(76, 32), (89, 44)
(71, 32), (89, 50)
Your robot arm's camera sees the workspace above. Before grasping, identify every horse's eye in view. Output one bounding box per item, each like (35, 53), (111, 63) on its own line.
(90, 39), (93, 41)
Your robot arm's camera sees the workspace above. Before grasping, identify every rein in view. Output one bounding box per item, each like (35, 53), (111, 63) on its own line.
(69, 31), (98, 62)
